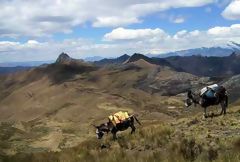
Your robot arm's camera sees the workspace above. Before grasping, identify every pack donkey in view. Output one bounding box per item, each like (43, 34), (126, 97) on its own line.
(185, 85), (228, 118)
(93, 114), (141, 140)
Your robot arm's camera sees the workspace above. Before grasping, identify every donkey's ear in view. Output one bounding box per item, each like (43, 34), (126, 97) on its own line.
(187, 90), (193, 98)
(91, 124), (98, 128)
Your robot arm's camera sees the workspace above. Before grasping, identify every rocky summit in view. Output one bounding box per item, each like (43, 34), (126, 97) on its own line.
(56, 53), (73, 64)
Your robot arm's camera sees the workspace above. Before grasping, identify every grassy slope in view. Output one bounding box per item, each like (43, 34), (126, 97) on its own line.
(0, 63), (240, 161)
(0, 63), (179, 155)
(1, 105), (240, 162)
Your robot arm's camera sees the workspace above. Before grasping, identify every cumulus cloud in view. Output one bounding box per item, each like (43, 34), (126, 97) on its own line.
(208, 24), (240, 37)
(103, 27), (167, 41)
(1, 24), (240, 62)
(27, 40), (39, 44)
(92, 17), (141, 27)
(0, 39), (126, 62)
(0, 0), (215, 38)
(222, 0), (240, 20)
(103, 24), (240, 54)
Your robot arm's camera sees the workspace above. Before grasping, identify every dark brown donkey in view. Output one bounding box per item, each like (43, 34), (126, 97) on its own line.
(93, 114), (141, 140)
(185, 86), (228, 118)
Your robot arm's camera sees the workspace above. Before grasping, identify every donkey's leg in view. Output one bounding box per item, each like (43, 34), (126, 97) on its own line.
(112, 132), (117, 140)
(130, 124), (136, 134)
(224, 105), (226, 115)
(221, 101), (226, 115)
(111, 128), (117, 140)
(204, 107), (208, 118)
(130, 117), (136, 134)
(220, 102), (224, 115)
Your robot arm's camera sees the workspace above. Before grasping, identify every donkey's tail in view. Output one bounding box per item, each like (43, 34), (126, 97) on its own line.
(133, 114), (141, 125)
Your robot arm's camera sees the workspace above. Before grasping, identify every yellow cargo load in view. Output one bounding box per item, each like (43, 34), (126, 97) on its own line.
(108, 111), (130, 126)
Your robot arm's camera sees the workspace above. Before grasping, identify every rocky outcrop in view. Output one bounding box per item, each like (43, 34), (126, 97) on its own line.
(56, 53), (73, 64)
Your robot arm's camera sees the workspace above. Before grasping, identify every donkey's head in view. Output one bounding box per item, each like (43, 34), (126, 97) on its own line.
(93, 123), (110, 139)
(185, 90), (194, 107)
(185, 90), (200, 107)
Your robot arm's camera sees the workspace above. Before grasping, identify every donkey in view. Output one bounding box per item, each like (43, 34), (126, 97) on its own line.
(185, 86), (228, 118)
(93, 115), (141, 140)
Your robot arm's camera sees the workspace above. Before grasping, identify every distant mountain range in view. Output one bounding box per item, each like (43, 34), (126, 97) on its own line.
(3, 50), (240, 77)
(2, 52), (240, 100)
(94, 51), (240, 77)
(84, 56), (105, 62)
(164, 52), (240, 76)
(90, 42), (240, 61)
(1, 42), (240, 75)
(94, 54), (130, 66)
(0, 66), (32, 75)
(2, 42), (240, 66)
(153, 47), (234, 58)
(0, 60), (54, 75)
(0, 60), (54, 67)
(149, 42), (240, 58)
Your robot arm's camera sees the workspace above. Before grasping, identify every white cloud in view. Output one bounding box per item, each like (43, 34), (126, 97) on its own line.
(0, 41), (20, 46)
(171, 17), (185, 23)
(208, 24), (240, 37)
(92, 17), (141, 27)
(0, 0), (215, 38)
(222, 0), (240, 20)
(103, 27), (167, 41)
(168, 14), (186, 24)
(189, 30), (200, 36)
(0, 39), (126, 62)
(103, 24), (240, 54)
(173, 30), (188, 39)
(27, 40), (39, 44)
(1, 24), (240, 63)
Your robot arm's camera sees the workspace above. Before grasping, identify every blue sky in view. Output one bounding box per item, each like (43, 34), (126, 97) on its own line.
(0, 0), (240, 63)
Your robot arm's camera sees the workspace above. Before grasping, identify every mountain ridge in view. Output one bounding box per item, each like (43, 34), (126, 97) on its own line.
(94, 54), (130, 66)
(1, 51), (240, 161)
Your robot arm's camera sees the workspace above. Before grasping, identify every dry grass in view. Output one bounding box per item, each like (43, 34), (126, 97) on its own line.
(1, 98), (240, 162)
(1, 119), (240, 162)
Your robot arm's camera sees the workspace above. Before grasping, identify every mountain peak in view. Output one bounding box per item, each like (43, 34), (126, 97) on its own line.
(132, 53), (145, 57)
(126, 53), (148, 63)
(230, 51), (240, 58)
(93, 54), (130, 66)
(119, 54), (129, 58)
(56, 52), (72, 64)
